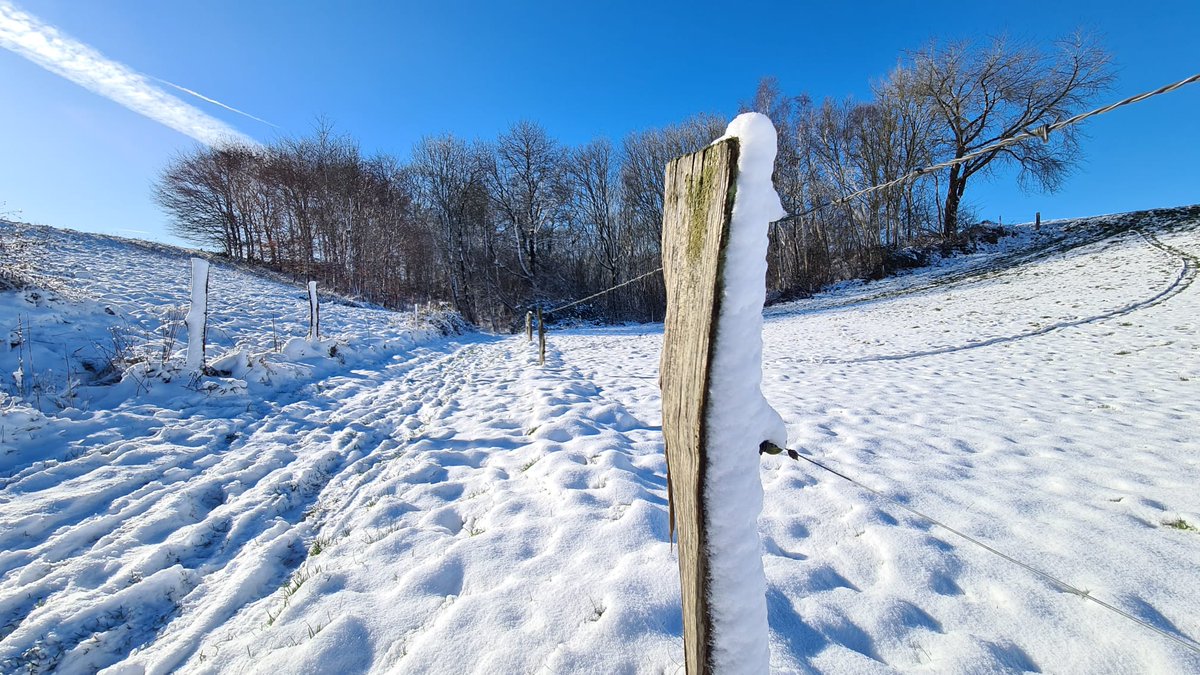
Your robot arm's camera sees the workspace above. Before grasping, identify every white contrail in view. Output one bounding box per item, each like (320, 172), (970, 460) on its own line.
(153, 77), (278, 128)
(0, 0), (256, 147)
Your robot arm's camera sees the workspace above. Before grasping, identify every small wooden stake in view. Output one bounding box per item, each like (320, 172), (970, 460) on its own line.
(1035, 211), (1042, 229)
(659, 137), (740, 674)
(186, 257), (210, 374)
(537, 308), (546, 365)
(307, 281), (320, 341)
(526, 311), (533, 342)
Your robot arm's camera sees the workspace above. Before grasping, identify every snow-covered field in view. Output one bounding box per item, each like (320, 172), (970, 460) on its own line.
(1, 207), (1198, 673)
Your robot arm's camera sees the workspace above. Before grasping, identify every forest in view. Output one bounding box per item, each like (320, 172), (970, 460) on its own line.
(154, 35), (1110, 328)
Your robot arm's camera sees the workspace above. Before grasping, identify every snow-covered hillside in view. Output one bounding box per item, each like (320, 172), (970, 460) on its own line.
(1, 208), (1198, 673)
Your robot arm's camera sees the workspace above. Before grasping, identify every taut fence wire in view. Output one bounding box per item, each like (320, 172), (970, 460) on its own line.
(539, 72), (1200, 316)
(777, 71), (1200, 223)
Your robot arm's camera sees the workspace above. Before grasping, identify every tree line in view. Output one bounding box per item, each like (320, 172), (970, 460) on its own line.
(156, 35), (1110, 328)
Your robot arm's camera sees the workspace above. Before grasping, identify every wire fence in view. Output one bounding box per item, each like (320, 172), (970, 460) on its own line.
(778, 71), (1200, 223)
(528, 70), (1200, 661)
(538, 71), (1200, 319)
(544, 267), (664, 315)
(773, 447), (1200, 657)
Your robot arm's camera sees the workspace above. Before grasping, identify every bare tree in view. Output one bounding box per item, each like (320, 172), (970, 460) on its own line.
(155, 144), (262, 258)
(567, 139), (623, 310)
(155, 33), (1117, 329)
(156, 123), (428, 312)
(906, 34), (1113, 238)
(410, 134), (491, 321)
(487, 121), (570, 302)
(870, 68), (939, 246)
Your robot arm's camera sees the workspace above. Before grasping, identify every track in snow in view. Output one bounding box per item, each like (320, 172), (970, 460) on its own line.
(1, 335), (510, 672)
(1, 332), (686, 674)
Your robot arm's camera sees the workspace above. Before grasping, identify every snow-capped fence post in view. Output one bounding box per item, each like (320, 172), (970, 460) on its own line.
(659, 114), (789, 674)
(307, 281), (320, 341)
(537, 308), (546, 365)
(526, 311), (533, 342)
(185, 257), (210, 374)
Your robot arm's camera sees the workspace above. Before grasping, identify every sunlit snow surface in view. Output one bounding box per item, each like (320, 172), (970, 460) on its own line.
(1, 208), (1198, 673)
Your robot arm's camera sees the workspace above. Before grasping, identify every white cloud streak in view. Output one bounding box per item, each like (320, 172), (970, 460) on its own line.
(153, 77), (279, 128)
(0, 0), (257, 147)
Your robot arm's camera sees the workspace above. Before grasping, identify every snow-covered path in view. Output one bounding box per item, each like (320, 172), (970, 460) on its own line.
(2, 330), (687, 674)
(0, 335), (491, 670)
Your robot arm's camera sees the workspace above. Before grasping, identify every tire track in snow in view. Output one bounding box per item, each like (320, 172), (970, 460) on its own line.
(0, 335), (501, 673)
(765, 208), (1193, 326)
(813, 226), (1196, 365)
(128, 338), (509, 673)
(147, 336), (680, 674)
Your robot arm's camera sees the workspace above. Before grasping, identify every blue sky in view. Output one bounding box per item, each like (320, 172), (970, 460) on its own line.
(2, 0), (1197, 245)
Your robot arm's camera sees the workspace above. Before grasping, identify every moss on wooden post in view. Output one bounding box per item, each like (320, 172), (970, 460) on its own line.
(659, 137), (740, 674)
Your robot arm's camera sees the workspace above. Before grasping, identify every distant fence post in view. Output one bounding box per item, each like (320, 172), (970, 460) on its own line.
(307, 281), (320, 341)
(526, 311), (533, 342)
(659, 137), (740, 674)
(537, 308), (546, 365)
(185, 257), (210, 374)
(1035, 211), (1042, 229)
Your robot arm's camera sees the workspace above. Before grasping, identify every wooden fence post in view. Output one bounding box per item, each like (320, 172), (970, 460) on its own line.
(1035, 211), (1042, 229)
(526, 311), (533, 342)
(185, 257), (209, 374)
(537, 308), (546, 365)
(307, 281), (320, 341)
(659, 137), (740, 674)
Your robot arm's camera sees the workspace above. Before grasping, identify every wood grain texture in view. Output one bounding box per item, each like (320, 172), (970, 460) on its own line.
(658, 137), (739, 674)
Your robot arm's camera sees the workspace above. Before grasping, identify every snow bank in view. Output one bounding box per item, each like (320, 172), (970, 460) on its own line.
(0, 222), (471, 418)
(703, 112), (790, 672)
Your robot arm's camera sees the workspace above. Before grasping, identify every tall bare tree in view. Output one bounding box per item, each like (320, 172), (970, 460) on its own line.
(567, 139), (623, 306)
(155, 34), (1117, 329)
(906, 34), (1113, 238)
(487, 121), (570, 302)
(410, 134), (491, 321)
